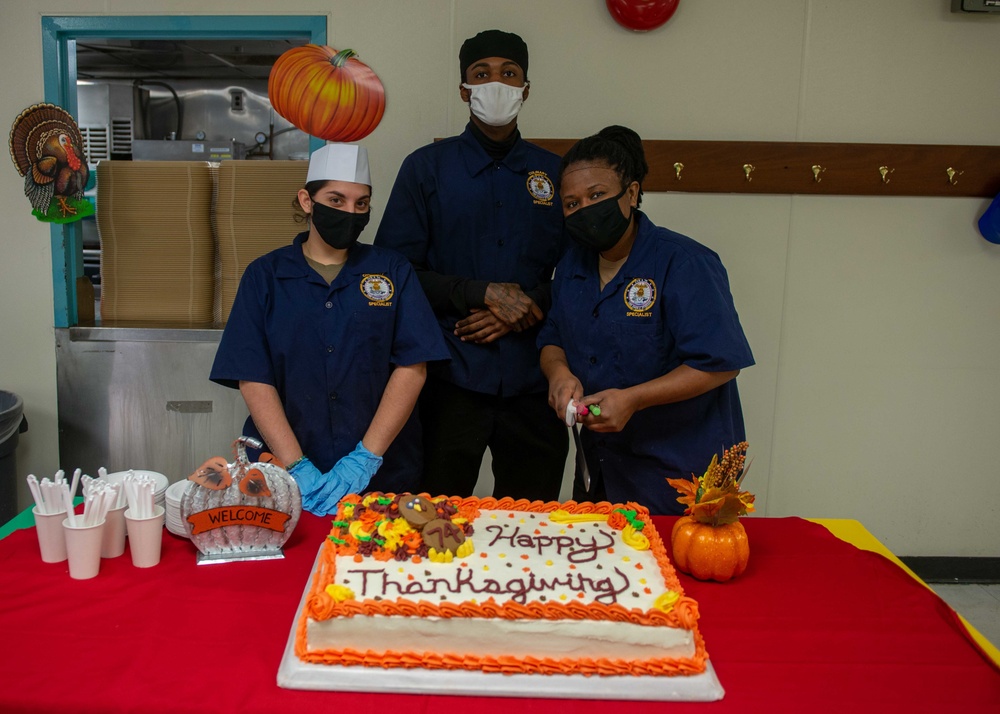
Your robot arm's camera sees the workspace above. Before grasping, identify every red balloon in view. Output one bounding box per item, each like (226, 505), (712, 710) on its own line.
(605, 0), (680, 32)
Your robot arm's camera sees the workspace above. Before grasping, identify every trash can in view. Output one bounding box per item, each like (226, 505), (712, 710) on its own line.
(0, 391), (28, 525)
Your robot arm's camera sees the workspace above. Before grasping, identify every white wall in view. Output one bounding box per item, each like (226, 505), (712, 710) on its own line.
(1, 0), (997, 555)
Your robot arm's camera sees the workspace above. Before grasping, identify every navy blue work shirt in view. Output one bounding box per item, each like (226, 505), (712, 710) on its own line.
(210, 234), (449, 491)
(374, 124), (566, 397)
(538, 212), (755, 515)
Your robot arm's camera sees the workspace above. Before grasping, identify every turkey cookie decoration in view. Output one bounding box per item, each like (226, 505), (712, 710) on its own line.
(181, 436), (302, 564)
(398, 494), (472, 560)
(329, 493), (476, 565)
(8, 103), (94, 223)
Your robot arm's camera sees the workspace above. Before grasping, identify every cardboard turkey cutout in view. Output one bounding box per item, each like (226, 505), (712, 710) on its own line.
(8, 103), (94, 223)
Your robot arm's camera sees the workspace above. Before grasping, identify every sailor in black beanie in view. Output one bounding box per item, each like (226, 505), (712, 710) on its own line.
(458, 29), (530, 131)
(375, 29), (569, 501)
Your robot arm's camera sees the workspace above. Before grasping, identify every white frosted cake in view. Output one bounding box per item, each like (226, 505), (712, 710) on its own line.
(295, 493), (708, 676)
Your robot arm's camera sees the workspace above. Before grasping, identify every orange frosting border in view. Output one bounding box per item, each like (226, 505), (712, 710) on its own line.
(295, 495), (709, 676)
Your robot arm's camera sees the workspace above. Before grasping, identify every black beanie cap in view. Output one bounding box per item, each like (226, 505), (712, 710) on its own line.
(459, 29), (528, 81)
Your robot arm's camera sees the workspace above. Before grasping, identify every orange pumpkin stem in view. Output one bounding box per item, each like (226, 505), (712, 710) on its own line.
(331, 48), (358, 67)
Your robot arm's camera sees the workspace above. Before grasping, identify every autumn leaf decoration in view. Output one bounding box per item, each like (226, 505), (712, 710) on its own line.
(667, 442), (755, 527)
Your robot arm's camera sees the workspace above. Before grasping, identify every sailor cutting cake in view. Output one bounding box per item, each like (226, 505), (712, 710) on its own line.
(210, 143), (448, 515)
(539, 126), (755, 515)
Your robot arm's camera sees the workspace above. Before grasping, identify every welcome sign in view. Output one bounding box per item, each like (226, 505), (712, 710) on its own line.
(181, 438), (302, 564)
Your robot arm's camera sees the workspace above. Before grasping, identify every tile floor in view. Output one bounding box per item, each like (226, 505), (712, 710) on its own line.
(928, 583), (1000, 650)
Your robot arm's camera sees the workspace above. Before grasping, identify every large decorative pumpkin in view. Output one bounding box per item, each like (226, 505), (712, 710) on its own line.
(268, 45), (386, 142)
(671, 516), (749, 582)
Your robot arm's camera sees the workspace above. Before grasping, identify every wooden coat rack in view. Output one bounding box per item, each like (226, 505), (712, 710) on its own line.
(530, 139), (1000, 198)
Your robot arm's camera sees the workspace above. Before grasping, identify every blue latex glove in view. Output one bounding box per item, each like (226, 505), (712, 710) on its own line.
(302, 442), (383, 516)
(288, 456), (324, 495)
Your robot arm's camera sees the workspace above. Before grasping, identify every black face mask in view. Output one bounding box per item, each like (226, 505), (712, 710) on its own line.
(563, 186), (632, 252)
(310, 201), (370, 250)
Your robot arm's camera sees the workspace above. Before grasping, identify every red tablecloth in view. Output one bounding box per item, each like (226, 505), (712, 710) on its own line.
(0, 514), (997, 713)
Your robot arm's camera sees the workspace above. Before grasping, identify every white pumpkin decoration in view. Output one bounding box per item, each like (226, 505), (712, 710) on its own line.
(181, 436), (302, 562)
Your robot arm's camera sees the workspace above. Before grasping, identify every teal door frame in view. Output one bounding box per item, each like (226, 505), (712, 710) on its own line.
(40, 15), (326, 327)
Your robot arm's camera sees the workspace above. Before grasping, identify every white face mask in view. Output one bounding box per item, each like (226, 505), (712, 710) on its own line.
(462, 81), (527, 127)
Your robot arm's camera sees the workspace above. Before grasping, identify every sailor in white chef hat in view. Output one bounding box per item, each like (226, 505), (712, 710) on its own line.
(299, 143), (373, 260)
(210, 142), (449, 516)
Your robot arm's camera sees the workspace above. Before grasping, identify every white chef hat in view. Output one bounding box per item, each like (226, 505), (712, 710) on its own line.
(305, 143), (371, 186)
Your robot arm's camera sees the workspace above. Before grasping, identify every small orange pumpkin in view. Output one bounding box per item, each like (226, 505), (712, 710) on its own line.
(671, 515), (749, 582)
(268, 45), (386, 142)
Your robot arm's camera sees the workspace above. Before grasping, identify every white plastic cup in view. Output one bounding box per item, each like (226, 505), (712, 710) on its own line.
(124, 505), (165, 568)
(101, 504), (128, 558)
(33, 507), (68, 563)
(62, 517), (105, 579)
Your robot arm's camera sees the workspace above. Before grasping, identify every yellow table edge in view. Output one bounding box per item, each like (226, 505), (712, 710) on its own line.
(810, 518), (1000, 667)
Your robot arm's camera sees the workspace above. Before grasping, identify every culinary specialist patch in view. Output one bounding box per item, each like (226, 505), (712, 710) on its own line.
(360, 274), (394, 305)
(624, 277), (657, 314)
(527, 170), (554, 205)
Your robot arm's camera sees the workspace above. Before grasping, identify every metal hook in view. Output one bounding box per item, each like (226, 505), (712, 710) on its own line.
(878, 166), (894, 184)
(946, 167), (963, 185)
(743, 164), (755, 182)
(811, 165), (826, 183)
(673, 162), (684, 181)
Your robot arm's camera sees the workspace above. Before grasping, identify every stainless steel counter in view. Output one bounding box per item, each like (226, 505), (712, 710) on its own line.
(56, 325), (250, 484)
(66, 325), (225, 342)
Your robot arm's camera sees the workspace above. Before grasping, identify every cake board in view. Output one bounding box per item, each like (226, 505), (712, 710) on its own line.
(276, 546), (725, 701)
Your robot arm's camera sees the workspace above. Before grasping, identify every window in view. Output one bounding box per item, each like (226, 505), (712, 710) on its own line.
(41, 15), (326, 326)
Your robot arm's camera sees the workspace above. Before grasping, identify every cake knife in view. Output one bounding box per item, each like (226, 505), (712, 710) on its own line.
(565, 400), (592, 493)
